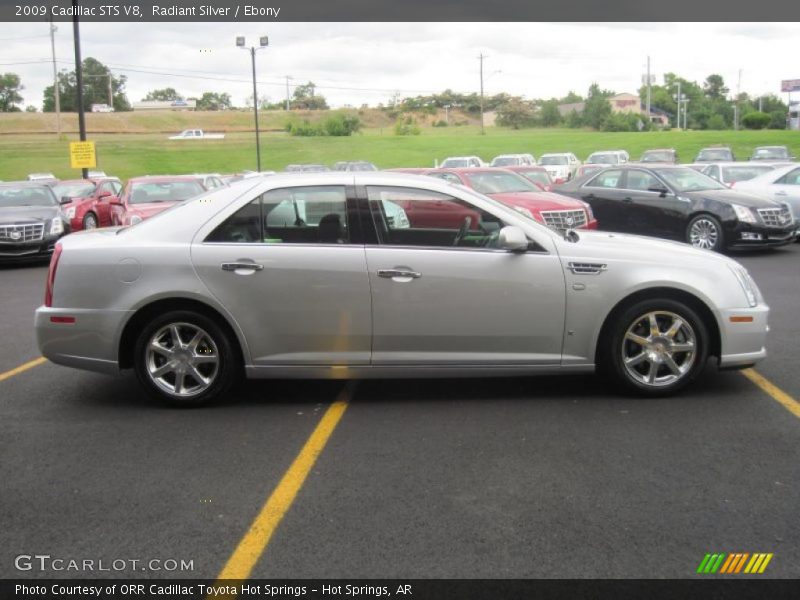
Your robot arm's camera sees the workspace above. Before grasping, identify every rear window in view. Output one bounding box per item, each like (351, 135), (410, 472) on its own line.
(540, 156), (568, 165)
(129, 181), (205, 204)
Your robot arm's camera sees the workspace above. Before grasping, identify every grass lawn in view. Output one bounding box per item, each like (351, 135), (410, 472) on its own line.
(0, 126), (798, 182)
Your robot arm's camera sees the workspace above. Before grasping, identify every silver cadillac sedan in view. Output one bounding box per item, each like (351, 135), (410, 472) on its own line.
(35, 173), (768, 405)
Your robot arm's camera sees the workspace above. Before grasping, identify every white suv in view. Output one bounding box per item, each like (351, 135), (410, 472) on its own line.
(490, 154), (537, 167)
(439, 156), (485, 168)
(538, 153), (581, 183)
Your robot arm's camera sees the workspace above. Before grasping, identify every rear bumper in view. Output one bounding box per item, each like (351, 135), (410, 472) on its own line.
(34, 306), (131, 374)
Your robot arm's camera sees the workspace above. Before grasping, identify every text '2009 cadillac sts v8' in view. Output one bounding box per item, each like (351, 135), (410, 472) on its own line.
(36, 173), (768, 405)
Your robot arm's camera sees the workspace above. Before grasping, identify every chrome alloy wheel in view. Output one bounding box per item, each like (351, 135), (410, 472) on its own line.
(621, 311), (697, 387)
(145, 322), (219, 398)
(83, 213), (98, 229)
(689, 218), (719, 250)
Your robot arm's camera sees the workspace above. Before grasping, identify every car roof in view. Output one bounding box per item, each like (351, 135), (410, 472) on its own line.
(540, 152), (572, 156)
(0, 181), (55, 189)
(127, 175), (203, 184)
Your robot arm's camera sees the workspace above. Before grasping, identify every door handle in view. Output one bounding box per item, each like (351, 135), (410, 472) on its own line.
(622, 197), (633, 203)
(221, 262), (264, 272)
(774, 191), (788, 196)
(378, 269), (421, 280)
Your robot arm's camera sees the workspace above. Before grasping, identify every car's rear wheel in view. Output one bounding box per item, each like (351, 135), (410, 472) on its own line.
(601, 299), (708, 396)
(133, 311), (238, 406)
(687, 214), (724, 251)
(83, 212), (98, 229)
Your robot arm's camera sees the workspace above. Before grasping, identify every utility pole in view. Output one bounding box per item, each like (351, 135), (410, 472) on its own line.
(72, 1), (88, 178)
(107, 72), (113, 107)
(674, 81), (681, 130)
(49, 15), (61, 137)
(646, 55), (651, 124)
(735, 69), (742, 131)
(478, 53), (486, 135)
(285, 75), (292, 111)
(683, 99), (689, 129)
(444, 104), (450, 125)
(236, 35), (268, 172)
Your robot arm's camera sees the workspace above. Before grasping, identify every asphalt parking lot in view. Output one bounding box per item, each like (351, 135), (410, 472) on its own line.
(1, 244), (799, 580)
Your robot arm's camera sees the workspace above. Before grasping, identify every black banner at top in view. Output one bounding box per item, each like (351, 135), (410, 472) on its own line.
(2, 0), (800, 21)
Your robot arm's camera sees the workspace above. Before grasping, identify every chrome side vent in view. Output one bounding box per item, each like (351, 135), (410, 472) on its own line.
(568, 262), (607, 275)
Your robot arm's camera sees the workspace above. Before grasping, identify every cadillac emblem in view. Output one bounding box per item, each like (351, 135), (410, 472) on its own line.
(10, 230), (22, 240)
(565, 216), (575, 227)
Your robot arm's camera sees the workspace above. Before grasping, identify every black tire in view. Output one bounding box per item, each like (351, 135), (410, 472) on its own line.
(686, 214), (725, 252)
(83, 212), (98, 229)
(133, 310), (239, 406)
(599, 298), (709, 397)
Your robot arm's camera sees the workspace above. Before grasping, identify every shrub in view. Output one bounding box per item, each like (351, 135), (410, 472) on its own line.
(323, 113), (361, 136)
(394, 115), (421, 135)
(768, 110), (787, 130)
(432, 119), (448, 127)
(706, 114), (726, 130)
(741, 111), (771, 130)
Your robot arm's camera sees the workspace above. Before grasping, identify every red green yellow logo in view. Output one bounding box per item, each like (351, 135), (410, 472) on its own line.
(697, 553), (773, 574)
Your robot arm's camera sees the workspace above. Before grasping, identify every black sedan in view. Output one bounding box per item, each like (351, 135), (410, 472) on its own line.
(0, 182), (70, 262)
(557, 165), (795, 252)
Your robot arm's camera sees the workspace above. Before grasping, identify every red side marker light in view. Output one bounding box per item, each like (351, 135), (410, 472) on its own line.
(50, 316), (76, 324)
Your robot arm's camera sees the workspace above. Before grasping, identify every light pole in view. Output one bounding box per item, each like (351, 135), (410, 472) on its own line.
(237, 35), (268, 172)
(673, 82), (681, 130)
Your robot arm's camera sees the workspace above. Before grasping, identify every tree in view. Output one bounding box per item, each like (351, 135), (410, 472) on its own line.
(495, 98), (535, 129)
(703, 74), (729, 100)
(583, 83), (613, 130)
(143, 87), (182, 101)
(43, 58), (130, 112)
(25, 105), (37, 112)
(196, 92), (232, 111)
(0, 73), (24, 112)
(741, 111), (770, 129)
(291, 81), (328, 110)
(537, 99), (561, 127)
(560, 90), (583, 104)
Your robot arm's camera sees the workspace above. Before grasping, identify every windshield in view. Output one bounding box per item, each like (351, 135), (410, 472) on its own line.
(464, 171), (539, 194)
(652, 168), (727, 192)
(753, 147), (789, 159)
(517, 170), (550, 185)
(641, 151), (674, 162)
(697, 149), (731, 161)
(491, 157), (520, 167)
(587, 153), (619, 164)
(442, 159), (470, 168)
(53, 182), (96, 199)
(128, 181), (205, 204)
(539, 156), (567, 165)
(0, 186), (57, 207)
(721, 166), (773, 182)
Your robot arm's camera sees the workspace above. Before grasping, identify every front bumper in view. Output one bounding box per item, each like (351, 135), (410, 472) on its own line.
(726, 222), (796, 249)
(717, 304), (769, 368)
(0, 235), (63, 262)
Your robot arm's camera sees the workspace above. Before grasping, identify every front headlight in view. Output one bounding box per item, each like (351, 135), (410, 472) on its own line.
(50, 217), (64, 235)
(732, 204), (757, 223)
(582, 202), (594, 221)
(512, 206), (535, 220)
(64, 206), (76, 219)
(729, 264), (760, 307)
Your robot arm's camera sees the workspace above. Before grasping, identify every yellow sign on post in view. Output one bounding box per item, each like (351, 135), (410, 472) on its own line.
(69, 141), (97, 169)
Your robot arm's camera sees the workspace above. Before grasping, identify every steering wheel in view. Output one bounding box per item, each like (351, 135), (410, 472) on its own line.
(453, 216), (472, 246)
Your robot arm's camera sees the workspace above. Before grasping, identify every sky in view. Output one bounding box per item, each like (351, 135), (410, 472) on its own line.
(2, 22), (799, 110)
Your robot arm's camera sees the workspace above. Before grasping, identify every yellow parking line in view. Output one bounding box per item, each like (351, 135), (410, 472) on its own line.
(0, 357), (47, 383)
(214, 381), (355, 582)
(741, 369), (800, 419)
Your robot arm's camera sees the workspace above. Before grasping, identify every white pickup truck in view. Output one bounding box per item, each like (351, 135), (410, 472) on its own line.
(168, 129), (225, 140)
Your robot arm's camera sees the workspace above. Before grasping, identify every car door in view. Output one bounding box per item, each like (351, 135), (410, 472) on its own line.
(577, 169), (628, 232)
(362, 184), (566, 365)
(621, 169), (690, 240)
(769, 167), (800, 210)
(95, 181), (119, 226)
(191, 183), (372, 366)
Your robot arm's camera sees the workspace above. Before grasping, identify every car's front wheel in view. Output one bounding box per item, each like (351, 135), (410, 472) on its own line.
(601, 299), (709, 396)
(83, 212), (98, 229)
(133, 311), (239, 406)
(687, 214), (724, 251)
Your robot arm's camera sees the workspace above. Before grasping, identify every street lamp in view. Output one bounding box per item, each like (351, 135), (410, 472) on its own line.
(237, 35), (269, 171)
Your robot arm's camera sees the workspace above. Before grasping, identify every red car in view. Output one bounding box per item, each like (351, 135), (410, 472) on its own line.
(502, 165), (554, 192)
(110, 176), (207, 226)
(52, 178), (123, 230)
(424, 168), (598, 231)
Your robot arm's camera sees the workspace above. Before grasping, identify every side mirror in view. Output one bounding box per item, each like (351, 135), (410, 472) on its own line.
(498, 226), (529, 253)
(648, 187), (669, 197)
(108, 196), (122, 206)
(60, 196), (72, 205)
(98, 190), (112, 199)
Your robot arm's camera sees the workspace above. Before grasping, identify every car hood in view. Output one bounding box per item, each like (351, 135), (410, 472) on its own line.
(0, 205), (60, 223)
(683, 188), (783, 208)
(489, 191), (584, 212)
(127, 201), (179, 218)
(561, 230), (740, 268)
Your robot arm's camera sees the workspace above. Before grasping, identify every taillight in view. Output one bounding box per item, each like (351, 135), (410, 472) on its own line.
(44, 242), (63, 307)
